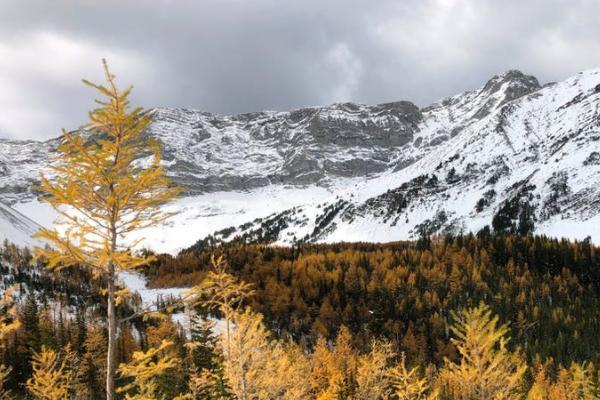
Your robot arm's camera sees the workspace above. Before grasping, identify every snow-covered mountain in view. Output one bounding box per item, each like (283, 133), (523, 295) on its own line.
(2, 68), (600, 252)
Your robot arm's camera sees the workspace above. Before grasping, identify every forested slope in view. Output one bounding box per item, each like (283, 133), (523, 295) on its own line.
(147, 233), (600, 366)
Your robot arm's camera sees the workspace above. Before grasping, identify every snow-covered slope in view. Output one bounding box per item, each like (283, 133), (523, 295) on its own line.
(0, 201), (43, 247)
(2, 69), (600, 251)
(216, 69), (600, 246)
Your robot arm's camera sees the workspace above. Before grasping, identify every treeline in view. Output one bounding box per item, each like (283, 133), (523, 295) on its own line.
(146, 233), (600, 367)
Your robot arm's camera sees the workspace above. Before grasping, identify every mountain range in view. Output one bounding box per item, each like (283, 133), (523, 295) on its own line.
(1, 68), (599, 253)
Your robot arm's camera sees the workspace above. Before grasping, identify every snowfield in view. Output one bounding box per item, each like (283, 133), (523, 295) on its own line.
(119, 271), (187, 310)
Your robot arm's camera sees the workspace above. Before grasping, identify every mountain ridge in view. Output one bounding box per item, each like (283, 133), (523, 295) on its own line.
(2, 68), (600, 252)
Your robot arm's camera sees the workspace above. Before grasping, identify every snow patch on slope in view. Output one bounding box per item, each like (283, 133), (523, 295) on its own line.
(0, 201), (44, 247)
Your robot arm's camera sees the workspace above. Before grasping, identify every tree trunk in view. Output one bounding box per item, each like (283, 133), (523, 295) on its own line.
(106, 262), (117, 400)
(106, 223), (118, 400)
(226, 315), (231, 362)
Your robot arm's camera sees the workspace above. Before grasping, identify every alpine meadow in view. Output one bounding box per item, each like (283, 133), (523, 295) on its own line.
(1, 1), (600, 399)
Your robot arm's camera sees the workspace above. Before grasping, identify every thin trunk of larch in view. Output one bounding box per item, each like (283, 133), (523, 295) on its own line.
(106, 225), (117, 400)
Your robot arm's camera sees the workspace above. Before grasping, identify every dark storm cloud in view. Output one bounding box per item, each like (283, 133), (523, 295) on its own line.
(1, 0), (600, 140)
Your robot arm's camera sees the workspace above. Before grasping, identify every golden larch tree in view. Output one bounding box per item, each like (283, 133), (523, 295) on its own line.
(117, 340), (185, 400)
(35, 59), (181, 399)
(389, 353), (435, 400)
(26, 346), (75, 400)
(222, 308), (271, 400)
(189, 255), (254, 361)
(439, 302), (526, 400)
(355, 339), (395, 400)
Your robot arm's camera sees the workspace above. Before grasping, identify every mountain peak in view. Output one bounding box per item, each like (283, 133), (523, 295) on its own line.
(467, 69), (541, 120)
(482, 69), (540, 94)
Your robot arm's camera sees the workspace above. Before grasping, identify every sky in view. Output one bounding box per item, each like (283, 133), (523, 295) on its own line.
(1, 0), (600, 141)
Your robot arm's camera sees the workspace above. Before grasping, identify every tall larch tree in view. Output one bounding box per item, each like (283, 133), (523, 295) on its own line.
(35, 59), (181, 400)
(117, 340), (184, 400)
(389, 354), (434, 400)
(26, 346), (75, 400)
(439, 303), (526, 400)
(222, 308), (271, 400)
(189, 255), (254, 362)
(355, 339), (394, 400)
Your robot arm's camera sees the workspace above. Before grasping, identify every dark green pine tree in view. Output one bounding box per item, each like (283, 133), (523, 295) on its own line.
(74, 308), (87, 355)
(190, 314), (219, 371)
(20, 293), (40, 352)
(79, 355), (103, 400)
(10, 293), (41, 387)
(57, 309), (68, 347)
(517, 201), (535, 236)
(189, 313), (233, 399)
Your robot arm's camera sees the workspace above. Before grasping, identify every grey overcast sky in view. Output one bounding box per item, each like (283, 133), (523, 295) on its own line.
(1, 0), (599, 140)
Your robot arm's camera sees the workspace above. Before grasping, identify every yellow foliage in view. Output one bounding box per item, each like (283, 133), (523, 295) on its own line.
(389, 354), (435, 400)
(310, 326), (359, 400)
(117, 340), (179, 400)
(188, 255), (254, 315)
(222, 308), (271, 400)
(189, 255), (254, 361)
(527, 367), (551, 400)
(220, 308), (309, 400)
(527, 361), (600, 400)
(0, 286), (20, 399)
(439, 303), (526, 400)
(26, 346), (74, 400)
(0, 286), (20, 343)
(569, 362), (599, 400)
(188, 369), (229, 400)
(33, 59), (182, 399)
(356, 340), (395, 400)
(0, 365), (11, 400)
(35, 58), (182, 272)
(310, 337), (335, 397)
(271, 344), (312, 400)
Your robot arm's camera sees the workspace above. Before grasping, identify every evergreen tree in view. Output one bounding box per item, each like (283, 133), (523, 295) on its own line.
(74, 308), (87, 355)
(189, 255), (254, 363)
(517, 201), (535, 236)
(187, 314), (233, 399)
(80, 324), (108, 399)
(189, 314), (219, 371)
(20, 293), (40, 352)
(188, 369), (232, 400)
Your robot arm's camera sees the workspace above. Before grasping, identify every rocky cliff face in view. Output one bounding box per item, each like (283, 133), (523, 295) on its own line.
(147, 100), (423, 193)
(0, 100), (424, 200)
(2, 69), (600, 252)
